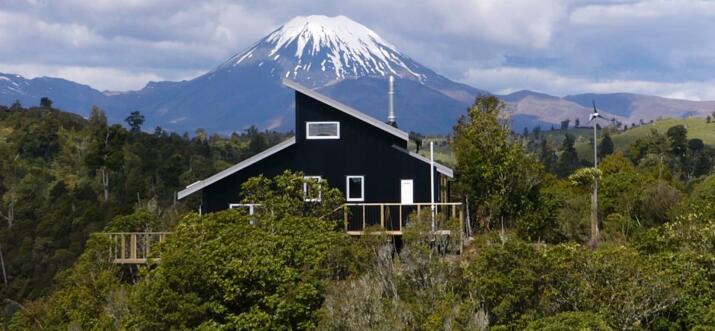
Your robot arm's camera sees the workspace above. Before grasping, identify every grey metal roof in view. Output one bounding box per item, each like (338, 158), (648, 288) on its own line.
(283, 79), (409, 141)
(391, 145), (454, 178)
(177, 137), (296, 200)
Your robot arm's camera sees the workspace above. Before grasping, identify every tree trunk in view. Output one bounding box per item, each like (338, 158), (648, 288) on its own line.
(589, 179), (600, 248)
(101, 167), (109, 201)
(0, 244), (7, 287)
(1, 196), (15, 228)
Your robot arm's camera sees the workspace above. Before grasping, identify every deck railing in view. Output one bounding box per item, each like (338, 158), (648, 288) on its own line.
(96, 203), (464, 264)
(342, 202), (463, 235)
(101, 232), (170, 264)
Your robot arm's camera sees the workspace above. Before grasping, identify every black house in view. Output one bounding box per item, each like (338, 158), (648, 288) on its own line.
(178, 79), (454, 230)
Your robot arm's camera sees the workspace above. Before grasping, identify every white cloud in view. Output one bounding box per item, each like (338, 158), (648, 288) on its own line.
(0, 63), (202, 91)
(570, 0), (715, 25)
(463, 66), (715, 100)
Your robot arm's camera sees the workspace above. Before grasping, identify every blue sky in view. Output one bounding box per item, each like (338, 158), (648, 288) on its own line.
(1, 0), (715, 100)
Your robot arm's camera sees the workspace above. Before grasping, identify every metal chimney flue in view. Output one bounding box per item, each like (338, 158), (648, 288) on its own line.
(387, 75), (397, 127)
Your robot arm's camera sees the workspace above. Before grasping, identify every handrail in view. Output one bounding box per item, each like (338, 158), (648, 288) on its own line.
(97, 232), (171, 264)
(95, 232), (172, 235)
(343, 202), (462, 206)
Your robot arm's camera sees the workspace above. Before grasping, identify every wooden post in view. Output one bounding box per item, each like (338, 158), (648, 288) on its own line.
(120, 234), (126, 261)
(417, 204), (421, 218)
(459, 208), (464, 255)
(130, 234), (137, 261)
(399, 205), (403, 232)
(380, 204), (385, 229)
(343, 205), (348, 232)
(144, 233), (149, 259)
(362, 205), (366, 232)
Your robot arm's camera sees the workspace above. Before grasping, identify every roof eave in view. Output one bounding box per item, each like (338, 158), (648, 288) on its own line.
(177, 137), (297, 200)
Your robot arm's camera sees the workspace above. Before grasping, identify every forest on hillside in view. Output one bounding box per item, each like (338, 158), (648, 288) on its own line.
(1, 97), (715, 330)
(0, 101), (289, 307)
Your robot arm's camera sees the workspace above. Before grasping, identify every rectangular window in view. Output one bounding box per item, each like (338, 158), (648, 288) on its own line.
(306, 121), (340, 139)
(304, 176), (322, 202)
(346, 176), (364, 201)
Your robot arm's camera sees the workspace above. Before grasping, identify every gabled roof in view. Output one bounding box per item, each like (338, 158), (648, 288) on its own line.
(391, 145), (454, 178)
(283, 79), (409, 141)
(177, 137), (296, 200)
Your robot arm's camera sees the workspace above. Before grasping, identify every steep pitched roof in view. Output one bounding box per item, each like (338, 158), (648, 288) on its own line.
(283, 79), (409, 141)
(391, 145), (454, 177)
(177, 137), (296, 200)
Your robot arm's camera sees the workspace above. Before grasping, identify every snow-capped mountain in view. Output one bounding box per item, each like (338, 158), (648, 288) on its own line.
(1, 15), (484, 133)
(100, 15), (484, 133)
(217, 15), (427, 86)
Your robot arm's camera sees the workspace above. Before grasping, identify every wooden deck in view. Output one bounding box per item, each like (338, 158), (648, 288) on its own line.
(101, 232), (170, 264)
(98, 202), (464, 264)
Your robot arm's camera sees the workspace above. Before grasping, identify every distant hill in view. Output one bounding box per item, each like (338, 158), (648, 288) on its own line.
(559, 118), (715, 162)
(500, 90), (715, 132)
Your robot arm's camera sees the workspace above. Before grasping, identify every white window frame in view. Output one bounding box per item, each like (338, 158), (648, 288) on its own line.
(346, 175), (365, 202)
(303, 176), (322, 202)
(306, 121), (340, 139)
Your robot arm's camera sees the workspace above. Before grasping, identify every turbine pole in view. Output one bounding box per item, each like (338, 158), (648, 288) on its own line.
(590, 102), (600, 247)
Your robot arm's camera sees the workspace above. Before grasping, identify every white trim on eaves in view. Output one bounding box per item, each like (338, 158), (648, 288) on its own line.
(177, 137), (296, 200)
(283, 79), (409, 141)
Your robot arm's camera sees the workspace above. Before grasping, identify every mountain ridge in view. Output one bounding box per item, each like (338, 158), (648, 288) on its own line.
(2, 15), (714, 133)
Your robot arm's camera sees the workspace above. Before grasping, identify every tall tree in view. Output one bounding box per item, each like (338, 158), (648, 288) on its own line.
(125, 111), (145, 133)
(666, 125), (688, 159)
(453, 96), (544, 230)
(40, 97), (53, 109)
(560, 119), (570, 131)
(556, 134), (579, 177)
(539, 138), (557, 173)
(598, 133), (614, 159)
(85, 125), (127, 201)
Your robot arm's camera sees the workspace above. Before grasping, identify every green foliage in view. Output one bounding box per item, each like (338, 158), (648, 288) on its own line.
(453, 96), (545, 232)
(126, 172), (348, 330)
(598, 132), (614, 159)
(465, 236), (693, 330)
(568, 167), (602, 187)
(319, 221), (482, 331)
(525, 312), (612, 331)
(556, 134), (580, 177)
(0, 104), (291, 306)
(9, 235), (127, 329)
(124, 111), (145, 133)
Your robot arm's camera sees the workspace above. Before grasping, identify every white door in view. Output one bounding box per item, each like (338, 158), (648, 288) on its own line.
(401, 180), (414, 204)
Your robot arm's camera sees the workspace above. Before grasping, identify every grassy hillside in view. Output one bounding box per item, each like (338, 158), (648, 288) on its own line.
(575, 117), (715, 162)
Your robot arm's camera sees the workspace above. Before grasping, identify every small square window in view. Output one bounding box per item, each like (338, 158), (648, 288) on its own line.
(346, 176), (364, 201)
(306, 122), (339, 139)
(304, 176), (322, 202)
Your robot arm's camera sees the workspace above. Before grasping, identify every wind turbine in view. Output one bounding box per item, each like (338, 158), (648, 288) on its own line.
(590, 100), (606, 167)
(587, 100), (608, 247)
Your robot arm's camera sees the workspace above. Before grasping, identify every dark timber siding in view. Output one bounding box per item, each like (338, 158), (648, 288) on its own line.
(202, 91), (445, 213)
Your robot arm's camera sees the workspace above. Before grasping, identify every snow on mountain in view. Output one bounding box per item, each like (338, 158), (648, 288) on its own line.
(217, 15), (426, 86)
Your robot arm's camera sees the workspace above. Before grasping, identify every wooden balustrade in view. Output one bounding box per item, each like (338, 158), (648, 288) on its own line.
(98, 232), (171, 264)
(342, 202), (464, 251)
(97, 203), (465, 264)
